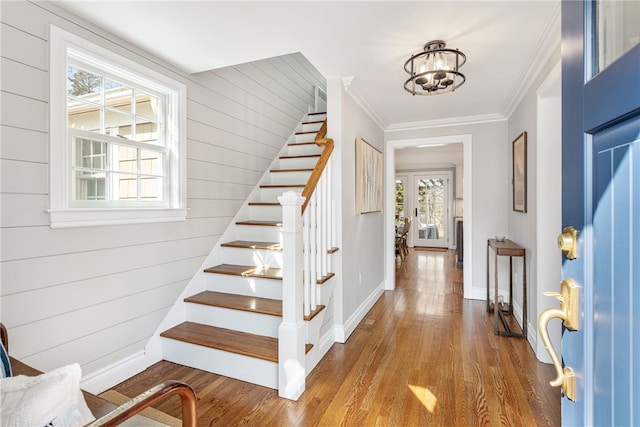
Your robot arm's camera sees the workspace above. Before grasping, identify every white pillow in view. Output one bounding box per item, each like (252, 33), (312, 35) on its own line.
(0, 363), (95, 427)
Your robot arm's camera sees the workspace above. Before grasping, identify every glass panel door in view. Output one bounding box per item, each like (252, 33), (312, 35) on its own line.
(414, 174), (449, 248)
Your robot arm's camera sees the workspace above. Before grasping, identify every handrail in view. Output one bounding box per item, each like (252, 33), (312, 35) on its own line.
(301, 120), (333, 213)
(86, 380), (197, 427)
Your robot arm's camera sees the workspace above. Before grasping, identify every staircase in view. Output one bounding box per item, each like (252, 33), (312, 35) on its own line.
(159, 112), (337, 399)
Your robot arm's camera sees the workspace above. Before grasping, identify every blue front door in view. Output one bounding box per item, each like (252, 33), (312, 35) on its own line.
(561, 1), (640, 425)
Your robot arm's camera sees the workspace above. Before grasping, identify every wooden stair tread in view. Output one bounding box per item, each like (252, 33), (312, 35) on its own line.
(161, 322), (278, 362)
(302, 120), (324, 125)
(295, 130), (318, 135)
(236, 220), (282, 227)
(221, 240), (281, 250)
(204, 263), (283, 280)
(185, 291), (282, 317)
(288, 142), (318, 146)
(304, 305), (326, 321)
(248, 202), (280, 206)
(317, 272), (335, 285)
(280, 154), (321, 160)
(260, 184), (305, 188)
(270, 168), (314, 173)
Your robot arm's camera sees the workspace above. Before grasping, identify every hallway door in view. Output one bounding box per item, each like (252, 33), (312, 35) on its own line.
(560, 1), (639, 424)
(413, 173), (450, 248)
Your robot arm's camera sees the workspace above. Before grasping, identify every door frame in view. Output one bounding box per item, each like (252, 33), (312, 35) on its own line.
(384, 134), (473, 299)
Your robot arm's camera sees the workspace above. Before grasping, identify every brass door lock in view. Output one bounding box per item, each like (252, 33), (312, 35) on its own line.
(557, 226), (579, 260)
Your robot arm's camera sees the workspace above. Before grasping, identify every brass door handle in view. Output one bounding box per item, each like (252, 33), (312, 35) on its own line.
(538, 278), (580, 401)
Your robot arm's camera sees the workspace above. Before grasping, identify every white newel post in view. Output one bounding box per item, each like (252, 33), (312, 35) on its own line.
(277, 191), (306, 400)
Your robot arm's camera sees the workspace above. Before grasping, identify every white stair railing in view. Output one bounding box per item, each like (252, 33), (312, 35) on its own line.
(278, 120), (334, 400)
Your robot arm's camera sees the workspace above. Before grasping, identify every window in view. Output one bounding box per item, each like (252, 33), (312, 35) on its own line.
(49, 26), (187, 228)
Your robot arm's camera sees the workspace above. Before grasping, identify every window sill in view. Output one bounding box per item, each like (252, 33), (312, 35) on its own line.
(47, 207), (188, 228)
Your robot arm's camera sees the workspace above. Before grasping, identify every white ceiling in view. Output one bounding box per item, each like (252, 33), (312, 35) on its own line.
(54, 0), (561, 130)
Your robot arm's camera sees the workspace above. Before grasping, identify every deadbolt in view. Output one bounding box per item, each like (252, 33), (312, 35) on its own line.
(557, 226), (578, 260)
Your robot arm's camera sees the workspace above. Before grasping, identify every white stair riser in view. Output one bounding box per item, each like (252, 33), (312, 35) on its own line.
(301, 122), (323, 133)
(248, 205), (282, 221)
(204, 274), (283, 300)
(162, 339), (278, 389)
(269, 170), (313, 185)
(286, 144), (322, 157)
(235, 225), (282, 241)
(278, 157), (320, 170)
(259, 187), (304, 201)
(186, 304), (281, 338)
(222, 246), (283, 268)
(295, 133), (317, 143)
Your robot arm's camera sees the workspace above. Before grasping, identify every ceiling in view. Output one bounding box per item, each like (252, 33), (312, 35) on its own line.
(54, 1), (561, 130)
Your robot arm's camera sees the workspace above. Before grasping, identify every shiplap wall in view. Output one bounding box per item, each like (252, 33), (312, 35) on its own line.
(0, 0), (325, 378)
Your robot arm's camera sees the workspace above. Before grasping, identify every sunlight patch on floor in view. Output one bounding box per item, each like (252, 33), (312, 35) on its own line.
(408, 384), (438, 412)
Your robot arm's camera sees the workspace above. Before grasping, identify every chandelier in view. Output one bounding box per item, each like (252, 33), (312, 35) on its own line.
(403, 40), (466, 95)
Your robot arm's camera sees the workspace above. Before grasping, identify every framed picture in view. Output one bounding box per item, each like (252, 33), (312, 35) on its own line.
(512, 131), (527, 212)
(355, 137), (382, 214)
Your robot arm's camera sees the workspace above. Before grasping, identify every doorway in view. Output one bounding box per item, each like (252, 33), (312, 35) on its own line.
(414, 172), (451, 248)
(384, 134), (473, 298)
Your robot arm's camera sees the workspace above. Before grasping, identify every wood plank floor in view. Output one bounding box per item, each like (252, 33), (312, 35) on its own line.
(111, 249), (560, 426)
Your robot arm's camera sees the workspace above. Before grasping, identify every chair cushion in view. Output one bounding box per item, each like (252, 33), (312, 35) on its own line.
(0, 363), (95, 426)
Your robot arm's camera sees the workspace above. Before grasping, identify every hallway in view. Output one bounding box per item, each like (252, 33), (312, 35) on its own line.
(112, 249), (560, 425)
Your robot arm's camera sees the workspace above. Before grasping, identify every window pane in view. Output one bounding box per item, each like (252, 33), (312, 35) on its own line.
(112, 173), (138, 200)
(67, 66), (101, 97)
(74, 138), (106, 170)
(74, 170), (106, 201)
(136, 91), (159, 121)
(141, 150), (163, 175)
(593, 1), (640, 75)
(113, 145), (138, 173)
(68, 99), (101, 132)
(105, 109), (132, 138)
(134, 120), (159, 144)
(105, 79), (133, 113)
(141, 176), (163, 200)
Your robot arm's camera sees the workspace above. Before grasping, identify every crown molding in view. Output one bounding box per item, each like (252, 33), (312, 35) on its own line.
(385, 112), (506, 133)
(500, 2), (561, 118)
(341, 77), (387, 131)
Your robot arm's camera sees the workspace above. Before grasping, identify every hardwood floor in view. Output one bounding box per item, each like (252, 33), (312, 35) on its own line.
(111, 249), (560, 426)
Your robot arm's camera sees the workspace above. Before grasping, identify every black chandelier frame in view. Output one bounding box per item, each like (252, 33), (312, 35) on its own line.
(403, 40), (467, 96)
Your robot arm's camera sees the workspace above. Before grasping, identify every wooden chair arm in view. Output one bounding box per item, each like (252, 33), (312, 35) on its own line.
(86, 380), (197, 427)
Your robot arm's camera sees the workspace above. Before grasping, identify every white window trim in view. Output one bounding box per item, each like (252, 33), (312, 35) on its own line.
(49, 25), (187, 228)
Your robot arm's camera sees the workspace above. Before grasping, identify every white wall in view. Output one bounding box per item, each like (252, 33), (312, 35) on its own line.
(0, 0), (324, 385)
(328, 80), (386, 341)
(386, 121), (509, 299)
(507, 52), (561, 359)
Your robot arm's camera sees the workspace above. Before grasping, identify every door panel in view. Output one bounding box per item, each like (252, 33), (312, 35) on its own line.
(561, 0), (640, 425)
(414, 174), (449, 247)
(592, 120), (639, 425)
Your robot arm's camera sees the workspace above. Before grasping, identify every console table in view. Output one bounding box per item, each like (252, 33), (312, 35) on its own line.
(486, 238), (527, 338)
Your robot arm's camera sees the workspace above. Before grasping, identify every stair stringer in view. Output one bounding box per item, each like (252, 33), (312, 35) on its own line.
(304, 275), (338, 373)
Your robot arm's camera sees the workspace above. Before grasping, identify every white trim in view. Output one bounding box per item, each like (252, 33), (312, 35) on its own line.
(341, 77), (387, 131)
(385, 134), (473, 300)
(386, 113), (506, 132)
(49, 25), (187, 228)
(334, 281), (385, 343)
(80, 350), (159, 394)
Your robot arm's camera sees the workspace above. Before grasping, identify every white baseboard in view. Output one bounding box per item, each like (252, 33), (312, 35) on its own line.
(80, 350), (160, 394)
(334, 281), (384, 343)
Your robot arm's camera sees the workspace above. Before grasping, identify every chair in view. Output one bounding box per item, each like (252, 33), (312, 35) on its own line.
(395, 217), (411, 262)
